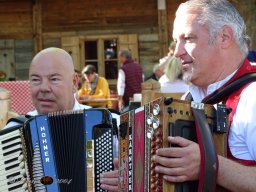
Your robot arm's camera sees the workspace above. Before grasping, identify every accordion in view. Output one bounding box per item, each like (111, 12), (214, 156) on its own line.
(118, 97), (229, 192)
(0, 108), (114, 192)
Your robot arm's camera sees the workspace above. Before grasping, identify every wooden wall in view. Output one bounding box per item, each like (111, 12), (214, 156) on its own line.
(0, 0), (160, 80)
(0, 0), (255, 80)
(41, 0), (159, 79)
(42, 0), (158, 32)
(230, 0), (256, 49)
(0, 0), (33, 39)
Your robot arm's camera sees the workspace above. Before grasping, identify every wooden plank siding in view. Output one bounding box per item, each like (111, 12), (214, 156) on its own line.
(0, 0), (255, 81)
(14, 39), (34, 80)
(0, 0), (33, 39)
(42, 0), (158, 32)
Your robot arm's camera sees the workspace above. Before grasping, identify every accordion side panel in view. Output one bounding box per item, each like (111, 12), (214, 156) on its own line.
(35, 115), (60, 191)
(119, 112), (130, 192)
(129, 111), (134, 191)
(213, 134), (227, 157)
(162, 106), (175, 192)
(165, 99), (227, 192)
(133, 106), (145, 192)
(204, 106), (228, 157)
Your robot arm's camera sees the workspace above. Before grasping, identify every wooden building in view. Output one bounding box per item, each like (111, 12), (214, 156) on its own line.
(0, 0), (255, 89)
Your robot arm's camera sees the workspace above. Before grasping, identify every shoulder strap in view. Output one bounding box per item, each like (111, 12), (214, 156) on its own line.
(204, 73), (256, 104)
(7, 115), (31, 125)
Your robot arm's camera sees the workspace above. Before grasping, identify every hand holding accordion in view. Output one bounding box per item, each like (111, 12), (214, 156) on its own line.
(153, 135), (201, 182)
(117, 97), (229, 192)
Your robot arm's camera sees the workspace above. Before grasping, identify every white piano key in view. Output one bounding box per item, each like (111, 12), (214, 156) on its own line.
(0, 129), (20, 141)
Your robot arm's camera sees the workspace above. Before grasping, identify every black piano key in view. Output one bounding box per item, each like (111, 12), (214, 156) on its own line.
(2, 142), (22, 151)
(6, 171), (21, 179)
(1, 136), (20, 145)
(4, 157), (19, 165)
(5, 163), (19, 171)
(8, 183), (24, 191)
(3, 148), (22, 157)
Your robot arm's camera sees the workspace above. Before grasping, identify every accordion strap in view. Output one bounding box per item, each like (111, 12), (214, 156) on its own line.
(191, 102), (218, 192)
(7, 114), (31, 125)
(203, 73), (256, 104)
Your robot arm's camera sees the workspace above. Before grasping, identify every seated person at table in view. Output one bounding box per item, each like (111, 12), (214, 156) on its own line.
(77, 65), (111, 108)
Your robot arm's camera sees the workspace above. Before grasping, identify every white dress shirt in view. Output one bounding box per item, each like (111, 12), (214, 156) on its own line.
(159, 75), (189, 93)
(4, 98), (91, 129)
(187, 71), (256, 160)
(117, 69), (126, 96)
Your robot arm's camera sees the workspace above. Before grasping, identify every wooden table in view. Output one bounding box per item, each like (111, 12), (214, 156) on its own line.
(79, 98), (118, 108)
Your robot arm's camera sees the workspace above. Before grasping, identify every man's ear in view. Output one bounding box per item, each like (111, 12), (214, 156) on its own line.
(218, 25), (234, 49)
(72, 73), (79, 93)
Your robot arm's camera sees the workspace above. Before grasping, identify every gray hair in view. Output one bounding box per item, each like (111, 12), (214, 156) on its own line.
(177, 0), (249, 56)
(118, 49), (132, 60)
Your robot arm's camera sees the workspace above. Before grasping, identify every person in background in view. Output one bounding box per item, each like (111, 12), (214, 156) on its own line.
(146, 41), (177, 81)
(77, 65), (111, 108)
(146, 62), (167, 81)
(117, 49), (143, 111)
(159, 41), (176, 65)
(159, 56), (189, 93)
(75, 69), (84, 90)
(5, 47), (90, 129)
(145, 64), (164, 81)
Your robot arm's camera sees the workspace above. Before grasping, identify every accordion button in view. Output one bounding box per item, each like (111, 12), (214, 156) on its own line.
(156, 131), (162, 137)
(151, 184), (156, 190)
(18, 154), (24, 161)
(19, 162), (25, 168)
(22, 182), (28, 190)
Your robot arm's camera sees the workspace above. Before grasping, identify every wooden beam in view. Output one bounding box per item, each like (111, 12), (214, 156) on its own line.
(33, 0), (42, 53)
(157, 0), (169, 58)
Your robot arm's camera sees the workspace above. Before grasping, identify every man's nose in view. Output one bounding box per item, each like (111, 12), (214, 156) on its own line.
(174, 42), (186, 58)
(40, 79), (51, 92)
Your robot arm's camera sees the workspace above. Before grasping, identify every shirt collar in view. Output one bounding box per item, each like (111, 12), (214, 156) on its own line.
(189, 70), (237, 102)
(27, 98), (90, 116)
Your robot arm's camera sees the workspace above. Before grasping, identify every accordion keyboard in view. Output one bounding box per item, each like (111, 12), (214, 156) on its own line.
(94, 127), (113, 192)
(0, 127), (28, 192)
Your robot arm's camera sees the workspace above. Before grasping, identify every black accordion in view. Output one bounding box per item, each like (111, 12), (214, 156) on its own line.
(0, 108), (114, 192)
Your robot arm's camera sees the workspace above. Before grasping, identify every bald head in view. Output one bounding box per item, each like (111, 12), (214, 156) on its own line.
(29, 47), (78, 114)
(30, 47), (74, 74)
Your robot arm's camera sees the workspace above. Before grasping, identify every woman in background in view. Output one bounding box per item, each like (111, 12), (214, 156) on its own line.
(159, 56), (189, 93)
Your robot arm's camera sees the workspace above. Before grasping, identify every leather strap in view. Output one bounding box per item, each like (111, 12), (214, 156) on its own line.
(191, 102), (218, 192)
(203, 73), (256, 104)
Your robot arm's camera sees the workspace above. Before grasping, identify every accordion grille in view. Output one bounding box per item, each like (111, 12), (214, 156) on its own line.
(48, 112), (86, 192)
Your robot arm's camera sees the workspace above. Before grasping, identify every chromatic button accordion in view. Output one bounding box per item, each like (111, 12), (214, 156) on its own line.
(0, 108), (114, 192)
(118, 97), (229, 192)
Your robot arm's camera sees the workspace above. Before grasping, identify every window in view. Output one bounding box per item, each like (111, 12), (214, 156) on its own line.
(104, 39), (118, 79)
(62, 34), (138, 89)
(84, 40), (98, 72)
(84, 37), (119, 86)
